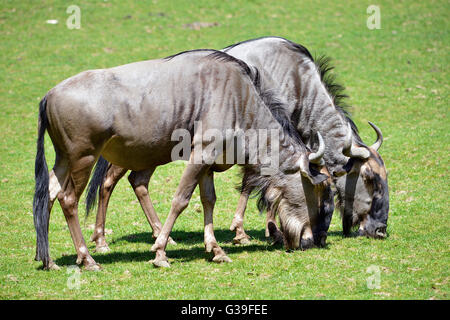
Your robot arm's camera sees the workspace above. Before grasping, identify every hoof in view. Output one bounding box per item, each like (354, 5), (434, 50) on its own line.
(44, 261), (60, 271)
(212, 255), (232, 263)
(85, 263), (102, 271)
(152, 258), (170, 268)
(314, 232), (327, 248)
(49, 263), (61, 271)
(95, 245), (110, 253)
(205, 242), (221, 253)
(168, 237), (177, 245)
(300, 238), (315, 251)
(268, 222), (284, 245)
(233, 236), (251, 245)
(150, 244), (158, 252)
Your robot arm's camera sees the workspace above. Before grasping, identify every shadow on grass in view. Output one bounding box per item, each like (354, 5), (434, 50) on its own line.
(327, 230), (349, 237)
(115, 228), (268, 245)
(54, 228), (285, 267)
(327, 230), (391, 239)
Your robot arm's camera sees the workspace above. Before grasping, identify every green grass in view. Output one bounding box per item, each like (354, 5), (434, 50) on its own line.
(0, 0), (448, 299)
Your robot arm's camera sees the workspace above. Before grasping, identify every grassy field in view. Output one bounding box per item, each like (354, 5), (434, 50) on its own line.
(0, 0), (448, 299)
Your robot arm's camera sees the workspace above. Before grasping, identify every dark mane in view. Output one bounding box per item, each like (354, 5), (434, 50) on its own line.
(281, 38), (314, 61)
(222, 36), (274, 52)
(223, 36), (314, 61)
(164, 49), (216, 60)
(166, 49), (255, 82)
(206, 50), (253, 79)
(237, 166), (273, 214)
(314, 56), (351, 119)
(313, 55), (363, 142)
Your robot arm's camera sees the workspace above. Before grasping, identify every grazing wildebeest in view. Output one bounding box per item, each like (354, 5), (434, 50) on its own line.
(33, 49), (328, 270)
(222, 37), (388, 240)
(85, 37), (388, 250)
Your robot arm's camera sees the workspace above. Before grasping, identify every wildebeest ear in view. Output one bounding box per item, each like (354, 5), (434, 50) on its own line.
(343, 158), (356, 173)
(304, 165), (328, 185)
(333, 158), (356, 177)
(297, 155), (328, 185)
(310, 173), (328, 185)
(362, 166), (374, 182)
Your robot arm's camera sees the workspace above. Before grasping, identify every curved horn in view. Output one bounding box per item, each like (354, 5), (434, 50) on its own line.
(368, 121), (383, 151)
(343, 122), (370, 159)
(309, 132), (325, 164)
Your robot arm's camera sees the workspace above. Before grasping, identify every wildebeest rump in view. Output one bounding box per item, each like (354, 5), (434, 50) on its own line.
(33, 49), (328, 270)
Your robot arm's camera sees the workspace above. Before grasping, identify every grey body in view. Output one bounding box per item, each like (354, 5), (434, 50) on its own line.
(33, 49), (327, 269)
(86, 37), (389, 252)
(49, 55), (263, 170)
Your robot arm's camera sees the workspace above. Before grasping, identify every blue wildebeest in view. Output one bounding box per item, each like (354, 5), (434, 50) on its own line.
(222, 37), (388, 240)
(33, 49), (329, 270)
(85, 37), (388, 251)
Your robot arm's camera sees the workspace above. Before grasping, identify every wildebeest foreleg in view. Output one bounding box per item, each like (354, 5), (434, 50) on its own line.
(150, 163), (209, 268)
(59, 155), (100, 270)
(200, 170), (232, 263)
(266, 209), (284, 245)
(91, 164), (127, 252)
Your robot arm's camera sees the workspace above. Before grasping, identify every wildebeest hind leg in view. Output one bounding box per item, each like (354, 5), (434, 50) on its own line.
(91, 164), (127, 253)
(200, 170), (232, 263)
(128, 169), (176, 245)
(229, 190), (251, 245)
(59, 155), (100, 270)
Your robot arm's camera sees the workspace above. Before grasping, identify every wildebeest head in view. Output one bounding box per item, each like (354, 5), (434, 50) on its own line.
(243, 133), (329, 250)
(335, 122), (389, 239)
(262, 137), (331, 250)
(264, 164), (332, 250)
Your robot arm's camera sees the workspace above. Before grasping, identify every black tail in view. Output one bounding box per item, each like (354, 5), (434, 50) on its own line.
(85, 156), (109, 217)
(33, 96), (50, 267)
